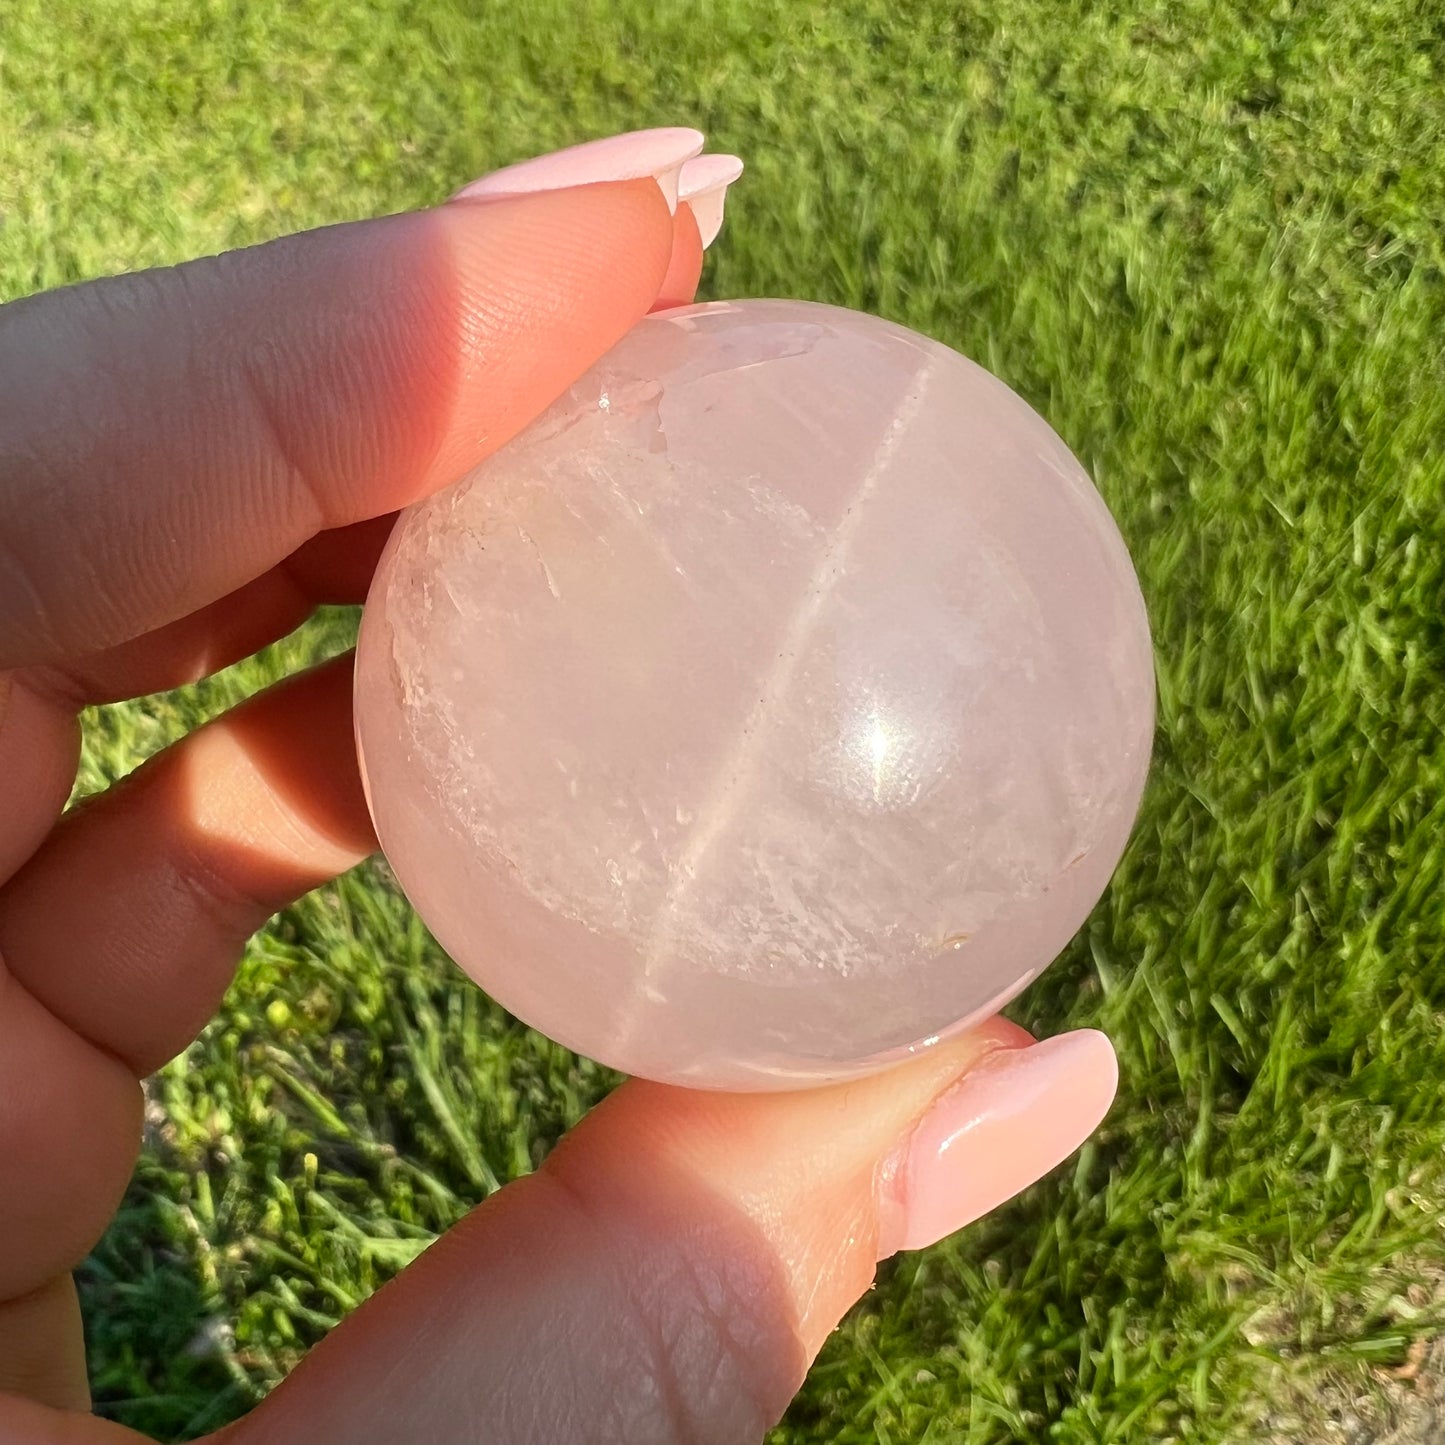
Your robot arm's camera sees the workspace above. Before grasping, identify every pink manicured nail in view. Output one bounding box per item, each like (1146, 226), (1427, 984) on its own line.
(451, 127), (706, 212)
(875, 1030), (1118, 1257)
(677, 154), (743, 248)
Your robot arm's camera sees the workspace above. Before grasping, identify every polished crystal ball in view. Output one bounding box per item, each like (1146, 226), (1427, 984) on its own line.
(355, 299), (1154, 1089)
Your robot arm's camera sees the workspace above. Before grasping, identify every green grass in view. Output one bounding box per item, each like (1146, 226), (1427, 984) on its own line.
(5, 0), (1445, 1439)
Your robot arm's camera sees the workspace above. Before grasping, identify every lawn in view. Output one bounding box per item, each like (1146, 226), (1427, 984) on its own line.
(4, 0), (1445, 1439)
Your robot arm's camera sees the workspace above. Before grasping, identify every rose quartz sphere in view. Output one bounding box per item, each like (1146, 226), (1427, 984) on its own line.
(355, 299), (1154, 1090)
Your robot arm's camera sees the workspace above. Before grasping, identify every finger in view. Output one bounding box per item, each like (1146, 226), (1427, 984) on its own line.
(0, 958), (140, 1304)
(284, 513), (400, 604)
(651, 201), (705, 312)
(27, 515), (396, 708)
(654, 153), (742, 313)
(25, 200), (702, 702)
(3, 162), (734, 691)
(229, 1022), (1117, 1445)
(25, 195), (709, 703)
(0, 653), (370, 1075)
(0, 518), (388, 896)
(0, 1258), (90, 1412)
(23, 205), (682, 710)
(16, 184), (700, 710)
(0, 1394), (142, 1444)
(0, 178), (676, 669)
(24, 572), (313, 712)
(0, 675), (76, 884)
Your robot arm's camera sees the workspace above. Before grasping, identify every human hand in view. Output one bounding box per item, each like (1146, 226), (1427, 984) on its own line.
(0, 129), (1118, 1445)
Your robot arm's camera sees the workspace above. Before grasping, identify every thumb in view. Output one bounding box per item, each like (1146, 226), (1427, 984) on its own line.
(226, 1021), (1117, 1445)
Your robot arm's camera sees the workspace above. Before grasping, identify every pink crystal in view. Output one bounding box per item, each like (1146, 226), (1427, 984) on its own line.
(354, 300), (1155, 1089)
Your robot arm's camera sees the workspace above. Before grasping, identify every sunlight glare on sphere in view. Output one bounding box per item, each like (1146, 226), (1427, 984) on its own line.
(354, 299), (1155, 1089)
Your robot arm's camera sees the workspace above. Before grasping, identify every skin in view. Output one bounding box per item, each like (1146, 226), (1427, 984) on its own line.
(0, 179), (1038, 1445)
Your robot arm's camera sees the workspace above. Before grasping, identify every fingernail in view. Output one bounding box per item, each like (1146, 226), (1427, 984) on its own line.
(677, 153), (744, 248)
(875, 1029), (1118, 1257)
(451, 127), (706, 214)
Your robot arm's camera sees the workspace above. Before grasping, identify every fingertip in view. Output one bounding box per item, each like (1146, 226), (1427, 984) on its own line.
(875, 1027), (1119, 1258)
(1072, 1027), (1122, 1112)
(423, 179), (678, 493)
(651, 202), (706, 312)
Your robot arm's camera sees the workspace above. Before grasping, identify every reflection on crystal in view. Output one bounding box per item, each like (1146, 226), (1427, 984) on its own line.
(867, 716), (892, 799)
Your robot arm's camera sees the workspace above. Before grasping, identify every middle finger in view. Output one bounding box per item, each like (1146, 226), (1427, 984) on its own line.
(0, 652), (371, 1077)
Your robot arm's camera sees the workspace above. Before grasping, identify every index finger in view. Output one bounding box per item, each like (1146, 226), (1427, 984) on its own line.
(0, 172), (678, 669)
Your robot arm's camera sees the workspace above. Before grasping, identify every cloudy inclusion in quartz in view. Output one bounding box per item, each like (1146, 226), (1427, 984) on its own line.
(354, 299), (1155, 1089)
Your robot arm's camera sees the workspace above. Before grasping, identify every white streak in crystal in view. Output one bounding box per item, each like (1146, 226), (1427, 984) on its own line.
(638, 358), (937, 990)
